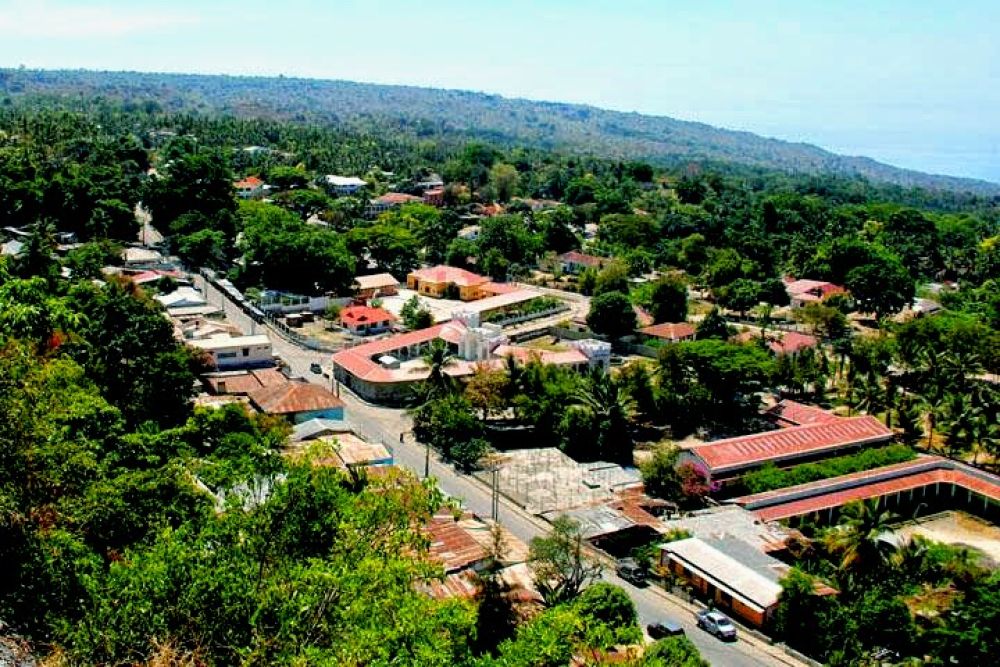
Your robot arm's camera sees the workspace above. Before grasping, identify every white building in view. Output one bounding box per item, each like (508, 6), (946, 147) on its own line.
(324, 175), (368, 196)
(189, 334), (273, 370)
(156, 286), (207, 309)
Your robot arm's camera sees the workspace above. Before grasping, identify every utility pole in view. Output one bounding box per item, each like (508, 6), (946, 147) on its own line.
(424, 438), (431, 479)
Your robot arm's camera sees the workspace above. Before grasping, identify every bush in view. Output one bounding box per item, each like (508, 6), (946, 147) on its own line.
(743, 445), (916, 494)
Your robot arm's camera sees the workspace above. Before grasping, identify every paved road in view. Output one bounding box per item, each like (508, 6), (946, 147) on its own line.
(194, 275), (802, 667)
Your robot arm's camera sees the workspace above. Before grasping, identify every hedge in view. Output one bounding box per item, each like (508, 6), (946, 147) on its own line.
(743, 444), (916, 495)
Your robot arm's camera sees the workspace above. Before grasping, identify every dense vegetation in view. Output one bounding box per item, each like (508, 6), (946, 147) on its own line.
(774, 500), (1000, 665)
(2, 74), (1000, 664)
(742, 444), (917, 494)
(3, 68), (1000, 195)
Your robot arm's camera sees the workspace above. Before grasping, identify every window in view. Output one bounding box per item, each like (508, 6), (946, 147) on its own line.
(218, 352), (237, 359)
(242, 348), (250, 356)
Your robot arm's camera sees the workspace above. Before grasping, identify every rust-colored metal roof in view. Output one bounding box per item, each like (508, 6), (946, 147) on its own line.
(203, 368), (288, 395)
(691, 415), (892, 474)
(426, 513), (489, 573)
(331, 322), (466, 383)
(249, 381), (344, 415)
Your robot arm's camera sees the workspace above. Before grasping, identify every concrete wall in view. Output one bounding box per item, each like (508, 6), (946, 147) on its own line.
(207, 343), (274, 370)
(292, 406), (344, 424)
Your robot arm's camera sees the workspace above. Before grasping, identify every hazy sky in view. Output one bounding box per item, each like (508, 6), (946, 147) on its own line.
(1, 0), (997, 182)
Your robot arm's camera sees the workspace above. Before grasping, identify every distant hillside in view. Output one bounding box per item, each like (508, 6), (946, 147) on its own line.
(2, 68), (998, 196)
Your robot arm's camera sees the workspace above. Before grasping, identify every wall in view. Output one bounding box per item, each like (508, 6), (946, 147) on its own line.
(207, 343), (274, 370)
(292, 406), (345, 424)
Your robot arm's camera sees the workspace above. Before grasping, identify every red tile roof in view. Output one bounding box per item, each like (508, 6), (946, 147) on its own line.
(408, 265), (489, 287)
(378, 192), (422, 205)
(340, 305), (396, 326)
(765, 400), (841, 428)
(481, 281), (523, 295)
(234, 176), (263, 189)
(633, 306), (654, 329)
(249, 381), (344, 415)
(639, 322), (696, 341)
(557, 251), (609, 268)
(331, 322), (467, 383)
(734, 456), (1000, 522)
(734, 330), (818, 355)
(690, 415), (893, 475)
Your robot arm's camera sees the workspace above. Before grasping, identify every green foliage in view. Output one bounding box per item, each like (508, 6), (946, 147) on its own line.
(528, 515), (601, 607)
(743, 445), (916, 494)
(587, 291), (637, 338)
(411, 394), (485, 464)
(639, 445), (683, 503)
(643, 636), (710, 667)
(644, 275), (688, 323)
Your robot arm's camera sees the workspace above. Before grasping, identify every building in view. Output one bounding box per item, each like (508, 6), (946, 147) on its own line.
(784, 278), (847, 308)
(457, 225), (480, 241)
(549, 251), (612, 274)
(155, 286), (207, 309)
(331, 316), (608, 404)
(323, 174), (368, 196)
(637, 322), (696, 343)
(414, 175), (444, 191)
(765, 399), (841, 429)
(422, 187), (445, 206)
(659, 537), (786, 628)
(340, 305), (396, 335)
(249, 380), (345, 424)
(733, 455), (1000, 525)
(353, 273), (400, 299)
(234, 176), (265, 199)
(189, 334), (273, 370)
(202, 368), (288, 395)
(406, 265), (491, 301)
(121, 246), (165, 266)
(365, 192), (423, 217)
(680, 414), (893, 486)
(734, 330), (818, 356)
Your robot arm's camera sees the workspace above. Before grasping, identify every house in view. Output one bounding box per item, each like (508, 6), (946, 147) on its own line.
(121, 246), (165, 266)
(734, 330), (818, 356)
(637, 322), (696, 343)
(202, 368), (288, 395)
(406, 265), (491, 301)
(234, 176), (265, 200)
(189, 334), (274, 370)
(422, 187), (445, 207)
(550, 251), (611, 274)
(659, 537), (787, 628)
(155, 286), (207, 309)
(353, 273), (400, 299)
(365, 192), (423, 217)
(323, 175), (368, 196)
(1, 239), (24, 257)
(414, 175), (444, 191)
(783, 278), (847, 308)
(679, 415), (893, 487)
(340, 305), (396, 335)
(249, 380), (345, 424)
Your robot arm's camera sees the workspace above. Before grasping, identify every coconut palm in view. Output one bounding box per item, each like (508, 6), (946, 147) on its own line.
(420, 338), (456, 399)
(573, 368), (636, 463)
(823, 499), (899, 577)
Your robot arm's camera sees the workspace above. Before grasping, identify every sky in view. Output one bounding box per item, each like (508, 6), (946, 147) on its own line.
(1, 0), (997, 183)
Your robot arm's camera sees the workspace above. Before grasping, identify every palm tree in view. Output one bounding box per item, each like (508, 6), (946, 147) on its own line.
(823, 499), (899, 577)
(573, 368), (636, 463)
(420, 338), (456, 400)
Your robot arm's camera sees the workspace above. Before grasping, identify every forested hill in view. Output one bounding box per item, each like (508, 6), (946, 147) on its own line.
(2, 67), (998, 196)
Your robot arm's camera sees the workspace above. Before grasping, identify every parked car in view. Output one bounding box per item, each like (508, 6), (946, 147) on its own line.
(309, 362), (323, 374)
(647, 620), (685, 639)
(615, 558), (647, 585)
(696, 610), (737, 641)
